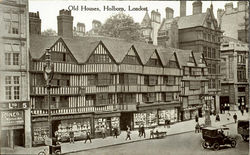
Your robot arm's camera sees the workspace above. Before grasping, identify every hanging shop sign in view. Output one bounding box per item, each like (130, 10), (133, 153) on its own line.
(1, 110), (24, 126)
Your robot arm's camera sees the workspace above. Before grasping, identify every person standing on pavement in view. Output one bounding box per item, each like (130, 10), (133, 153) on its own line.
(195, 122), (200, 133)
(69, 128), (74, 143)
(233, 113), (237, 123)
(84, 130), (92, 143)
(138, 124), (142, 137)
(114, 127), (118, 138)
(240, 108), (244, 116)
(195, 115), (199, 123)
(125, 128), (131, 140)
(141, 125), (146, 138)
(101, 126), (106, 139)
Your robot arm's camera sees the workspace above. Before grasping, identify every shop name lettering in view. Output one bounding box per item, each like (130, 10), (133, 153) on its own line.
(9, 102), (28, 109)
(1, 111), (23, 122)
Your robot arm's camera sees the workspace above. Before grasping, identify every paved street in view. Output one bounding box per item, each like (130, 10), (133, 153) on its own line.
(68, 123), (249, 155)
(1, 111), (248, 155)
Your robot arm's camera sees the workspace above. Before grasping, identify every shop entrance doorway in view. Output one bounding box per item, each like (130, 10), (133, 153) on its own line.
(120, 112), (133, 130)
(14, 129), (24, 147)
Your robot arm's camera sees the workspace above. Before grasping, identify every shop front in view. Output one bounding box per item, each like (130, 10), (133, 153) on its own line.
(182, 105), (203, 121)
(1, 110), (25, 148)
(135, 102), (180, 128)
(32, 113), (93, 146)
(94, 112), (120, 138)
(158, 108), (178, 125)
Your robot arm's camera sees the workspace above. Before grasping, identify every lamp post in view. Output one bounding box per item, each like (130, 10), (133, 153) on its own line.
(43, 49), (54, 144)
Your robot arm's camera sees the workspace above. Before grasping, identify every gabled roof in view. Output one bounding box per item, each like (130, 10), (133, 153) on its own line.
(157, 47), (175, 66)
(141, 11), (152, 28)
(30, 35), (60, 59)
(133, 42), (158, 65)
(174, 49), (193, 68)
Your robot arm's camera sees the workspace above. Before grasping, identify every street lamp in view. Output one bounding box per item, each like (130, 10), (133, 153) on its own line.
(43, 49), (54, 144)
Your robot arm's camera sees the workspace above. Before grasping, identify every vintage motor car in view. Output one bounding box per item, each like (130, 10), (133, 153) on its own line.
(201, 127), (237, 151)
(237, 120), (249, 142)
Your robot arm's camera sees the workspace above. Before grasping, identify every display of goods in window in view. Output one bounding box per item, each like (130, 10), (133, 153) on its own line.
(134, 113), (146, 128)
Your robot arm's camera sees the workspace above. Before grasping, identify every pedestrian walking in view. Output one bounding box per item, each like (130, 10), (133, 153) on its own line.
(114, 127), (118, 138)
(195, 122), (200, 133)
(150, 128), (154, 139)
(84, 130), (92, 143)
(233, 113), (237, 123)
(125, 128), (131, 140)
(141, 125), (146, 138)
(69, 128), (74, 143)
(227, 112), (231, 121)
(101, 126), (106, 139)
(138, 124), (142, 137)
(195, 115), (199, 123)
(215, 113), (220, 121)
(240, 108), (244, 116)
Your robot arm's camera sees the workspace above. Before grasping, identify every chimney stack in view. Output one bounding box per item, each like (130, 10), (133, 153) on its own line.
(192, 1), (202, 15)
(57, 9), (73, 38)
(165, 7), (174, 19)
(180, 1), (186, 17)
(29, 11), (41, 35)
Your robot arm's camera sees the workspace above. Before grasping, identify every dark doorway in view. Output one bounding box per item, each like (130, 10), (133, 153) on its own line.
(220, 96), (230, 112)
(14, 129), (24, 147)
(120, 112), (133, 130)
(52, 120), (61, 137)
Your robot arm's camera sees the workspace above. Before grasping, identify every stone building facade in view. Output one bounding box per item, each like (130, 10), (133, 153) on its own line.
(0, 0), (31, 148)
(217, 1), (249, 43)
(220, 36), (249, 111)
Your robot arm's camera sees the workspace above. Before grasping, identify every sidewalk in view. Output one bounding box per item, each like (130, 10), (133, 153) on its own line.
(1, 110), (249, 155)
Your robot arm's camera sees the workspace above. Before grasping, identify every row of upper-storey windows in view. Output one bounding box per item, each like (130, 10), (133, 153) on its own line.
(5, 76), (20, 101)
(30, 73), (180, 87)
(183, 67), (208, 76)
(4, 43), (20, 66)
(3, 12), (20, 35)
(203, 46), (220, 59)
(237, 54), (246, 64)
(202, 32), (220, 43)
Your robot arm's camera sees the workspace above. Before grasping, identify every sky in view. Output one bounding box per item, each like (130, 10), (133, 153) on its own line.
(29, 0), (239, 32)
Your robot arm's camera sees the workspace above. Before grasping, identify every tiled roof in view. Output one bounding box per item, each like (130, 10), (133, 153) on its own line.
(159, 13), (207, 30)
(30, 35), (60, 59)
(157, 47), (175, 66)
(222, 35), (246, 44)
(174, 49), (193, 68)
(30, 34), (187, 67)
(177, 13), (207, 29)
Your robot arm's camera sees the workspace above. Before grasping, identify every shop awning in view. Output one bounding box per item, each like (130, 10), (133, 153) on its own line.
(137, 102), (181, 111)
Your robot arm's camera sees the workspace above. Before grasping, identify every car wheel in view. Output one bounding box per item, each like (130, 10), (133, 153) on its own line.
(201, 141), (208, 149)
(231, 140), (237, 148)
(55, 150), (61, 155)
(213, 142), (220, 151)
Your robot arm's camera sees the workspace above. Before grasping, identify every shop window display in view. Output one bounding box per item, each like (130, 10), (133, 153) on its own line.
(158, 109), (178, 125)
(56, 119), (91, 142)
(32, 122), (49, 146)
(134, 111), (157, 128)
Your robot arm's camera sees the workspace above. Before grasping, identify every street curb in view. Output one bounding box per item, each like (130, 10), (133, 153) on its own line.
(63, 122), (236, 154)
